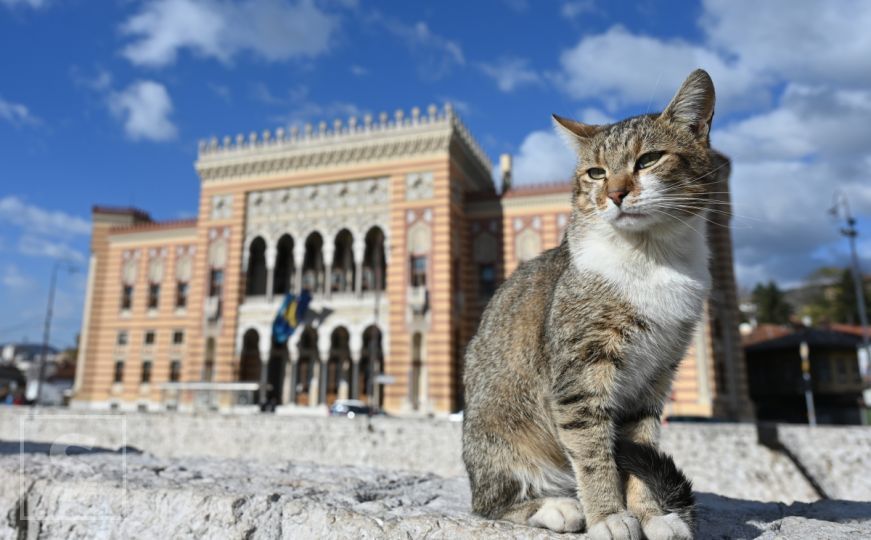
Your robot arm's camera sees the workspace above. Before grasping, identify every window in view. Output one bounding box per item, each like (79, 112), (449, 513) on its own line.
(141, 360), (152, 384)
(410, 255), (427, 287)
(209, 269), (224, 297)
(169, 360), (181, 382)
(836, 359), (848, 384)
(113, 360), (124, 383)
(479, 264), (497, 303)
(144, 331), (156, 346)
(121, 285), (134, 310)
(172, 330), (184, 345)
(175, 281), (188, 308)
(116, 331), (128, 346)
(147, 283), (160, 309)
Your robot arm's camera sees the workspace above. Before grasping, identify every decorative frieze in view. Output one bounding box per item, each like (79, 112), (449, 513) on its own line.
(195, 104), (491, 185)
(210, 195), (233, 220)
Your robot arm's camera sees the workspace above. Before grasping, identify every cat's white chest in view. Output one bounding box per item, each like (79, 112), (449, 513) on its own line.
(572, 225), (711, 407)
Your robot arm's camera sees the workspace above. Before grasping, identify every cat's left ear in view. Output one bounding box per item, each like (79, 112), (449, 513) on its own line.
(660, 69), (715, 142)
(552, 114), (599, 151)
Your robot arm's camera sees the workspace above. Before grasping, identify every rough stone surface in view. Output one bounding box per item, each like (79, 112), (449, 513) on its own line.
(1, 453), (870, 540)
(5, 410), (870, 503)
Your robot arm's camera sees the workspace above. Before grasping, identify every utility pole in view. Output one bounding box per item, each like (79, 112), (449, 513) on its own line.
(830, 192), (871, 423)
(36, 260), (77, 406)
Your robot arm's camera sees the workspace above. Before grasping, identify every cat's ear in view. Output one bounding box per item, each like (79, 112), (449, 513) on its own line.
(660, 69), (715, 141)
(552, 114), (599, 150)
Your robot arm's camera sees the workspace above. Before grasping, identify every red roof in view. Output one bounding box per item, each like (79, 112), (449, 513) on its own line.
(741, 324), (793, 346)
(110, 218), (198, 234)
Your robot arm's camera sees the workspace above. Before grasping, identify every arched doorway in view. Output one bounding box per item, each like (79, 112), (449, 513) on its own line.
(327, 327), (351, 405)
(295, 326), (318, 406)
(303, 232), (325, 294)
(331, 230), (355, 294)
(273, 234), (295, 296)
(410, 332), (424, 410)
(246, 237), (267, 297)
(360, 325), (384, 407)
(265, 341), (288, 408)
(239, 329), (261, 405)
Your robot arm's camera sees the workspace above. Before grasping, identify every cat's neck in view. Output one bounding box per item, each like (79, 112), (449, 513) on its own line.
(566, 212), (710, 282)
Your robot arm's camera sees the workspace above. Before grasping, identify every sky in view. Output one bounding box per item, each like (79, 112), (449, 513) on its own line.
(2, 0), (871, 348)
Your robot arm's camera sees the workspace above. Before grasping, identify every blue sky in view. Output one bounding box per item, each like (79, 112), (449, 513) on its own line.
(2, 0), (871, 348)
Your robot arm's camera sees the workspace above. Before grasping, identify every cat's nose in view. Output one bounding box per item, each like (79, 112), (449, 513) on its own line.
(608, 190), (628, 206)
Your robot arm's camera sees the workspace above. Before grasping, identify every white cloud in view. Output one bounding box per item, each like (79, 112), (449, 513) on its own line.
(0, 0), (47, 8)
(701, 0), (871, 89)
(576, 107), (613, 125)
(120, 0), (337, 68)
(1, 264), (35, 290)
(109, 81), (178, 142)
(511, 129), (577, 186)
(350, 65), (368, 77)
(0, 97), (39, 126)
(561, 0), (596, 19)
(0, 196), (90, 237)
(479, 57), (541, 93)
(373, 14), (464, 79)
(18, 236), (85, 263)
(554, 26), (766, 112)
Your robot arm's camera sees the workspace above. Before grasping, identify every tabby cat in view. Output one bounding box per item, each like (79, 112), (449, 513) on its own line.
(462, 70), (720, 540)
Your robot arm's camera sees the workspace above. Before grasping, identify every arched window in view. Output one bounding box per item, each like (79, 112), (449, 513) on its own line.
(296, 326), (318, 405)
(362, 227), (386, 292)
(273, 235), (295, 296)
(360, 325), (383, 405)
(302, 232), (325, 293)
(239, 329), (261, 383)
(331, 230), (355, 293)
(246, 237), (267, 297)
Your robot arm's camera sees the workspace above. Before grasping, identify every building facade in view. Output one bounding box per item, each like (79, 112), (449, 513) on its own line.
(73, 105), (753, 419)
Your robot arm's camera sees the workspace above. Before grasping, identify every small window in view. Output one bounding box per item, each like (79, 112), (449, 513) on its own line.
(176, 281), (189, 308)
(116, 331), (128, 346)
(113, 360), (124, 383)
(141, 360), (152, 384)
(836, 359), (848, 383)
(209, 269), (224, 297)
(121, 285), (134, 310)
(410, 255), (427, 287)
(147, 283), (160, 309)
(144, 331), (156, 346)
(172, 330), (184, 345)
(479, 263), (497, 302)
(169, 360), (181, 382)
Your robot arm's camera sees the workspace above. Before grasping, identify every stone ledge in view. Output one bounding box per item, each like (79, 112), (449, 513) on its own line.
(2, 452), (870, 539)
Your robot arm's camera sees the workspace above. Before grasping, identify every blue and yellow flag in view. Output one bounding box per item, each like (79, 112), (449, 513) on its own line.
(271, 289), (312, 345)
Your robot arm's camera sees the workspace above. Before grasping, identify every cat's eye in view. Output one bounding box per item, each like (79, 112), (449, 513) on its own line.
(587, 168), (606, 180)
(635, 152), (664, 170)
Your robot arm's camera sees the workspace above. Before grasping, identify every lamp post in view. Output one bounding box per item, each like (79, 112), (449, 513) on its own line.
(35, 260), (77, 406)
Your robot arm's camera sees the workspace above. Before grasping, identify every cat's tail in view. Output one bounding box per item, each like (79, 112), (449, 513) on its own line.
(615, 439), (695, 530)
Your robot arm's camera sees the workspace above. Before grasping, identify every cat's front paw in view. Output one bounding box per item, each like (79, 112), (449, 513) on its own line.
(527, 497), (584, 533)
(642, 513), (692, 540)
(587, 511), (642, 540)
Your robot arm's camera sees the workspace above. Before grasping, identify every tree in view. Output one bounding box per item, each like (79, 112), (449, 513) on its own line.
(833, 268), (871, 325)
(751, 281), (793, 324)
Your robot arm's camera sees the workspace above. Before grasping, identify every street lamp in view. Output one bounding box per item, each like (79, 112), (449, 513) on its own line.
(35, 260), (77, 406)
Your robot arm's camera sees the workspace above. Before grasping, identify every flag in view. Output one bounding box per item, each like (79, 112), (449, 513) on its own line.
(271, 289), (312, 345)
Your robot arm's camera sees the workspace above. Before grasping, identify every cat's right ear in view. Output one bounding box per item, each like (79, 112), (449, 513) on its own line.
(552, 114), (598, 151)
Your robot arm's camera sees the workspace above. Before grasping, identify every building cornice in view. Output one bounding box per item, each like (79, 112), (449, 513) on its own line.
(195, 104), (492, 185)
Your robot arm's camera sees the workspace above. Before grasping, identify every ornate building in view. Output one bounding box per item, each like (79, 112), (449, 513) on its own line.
(72, 105), (753, 419)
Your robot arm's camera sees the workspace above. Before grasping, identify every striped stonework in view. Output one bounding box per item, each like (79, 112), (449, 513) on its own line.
(73, 107), (752, 419)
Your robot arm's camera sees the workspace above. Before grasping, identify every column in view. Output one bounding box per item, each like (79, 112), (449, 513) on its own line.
(265, 245), (276, 302)
(292, 243), (305, 293)
(349, 332), (362, 399)
(284, 347), (296, 405)
(338, 358), (350, 401)
(258, 341), (271, 406)
(322, 244), (334, 299)
(308, 357), (320, 407)
(319, 354), (330, 405)
(353, 239), (365, 297)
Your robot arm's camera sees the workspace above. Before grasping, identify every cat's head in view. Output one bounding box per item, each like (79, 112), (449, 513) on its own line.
(554, 69), (716, 234)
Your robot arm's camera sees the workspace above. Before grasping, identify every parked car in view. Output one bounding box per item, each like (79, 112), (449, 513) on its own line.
(329, 399), (374, 418)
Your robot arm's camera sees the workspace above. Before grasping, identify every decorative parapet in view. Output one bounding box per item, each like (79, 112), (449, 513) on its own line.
(195, 104), (492, 185)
